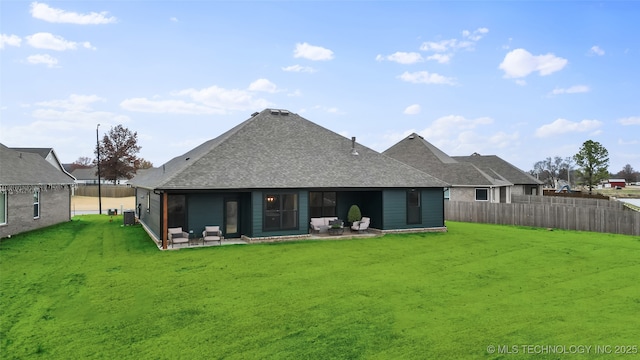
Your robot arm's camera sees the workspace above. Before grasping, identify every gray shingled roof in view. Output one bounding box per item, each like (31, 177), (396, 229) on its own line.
(383, 133), (512, 187)
(70, 167), (98, 181)
(452, 154), (543, 185)
(0, 144), (76, 186)
(130, 109), (448, 190)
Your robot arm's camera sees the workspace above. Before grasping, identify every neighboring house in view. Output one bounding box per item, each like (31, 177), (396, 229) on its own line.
(10, 147), (75, 181)
(452, 153), (543, 198)
(384, 133), (515, 203)
(130, 109), (449, 249)
(0, 144), (76, 239)
(70, 166), (131, 185)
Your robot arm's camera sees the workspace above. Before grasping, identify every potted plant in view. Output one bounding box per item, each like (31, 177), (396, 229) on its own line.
(347, 204), (362, 225)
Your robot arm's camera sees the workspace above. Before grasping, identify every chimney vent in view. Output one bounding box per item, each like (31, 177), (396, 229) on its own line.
(351, 137), (359, 156)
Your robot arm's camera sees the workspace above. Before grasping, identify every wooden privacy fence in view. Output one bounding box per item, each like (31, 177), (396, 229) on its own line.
(445, 199), (640, 236)
(74, 185), (135, 197)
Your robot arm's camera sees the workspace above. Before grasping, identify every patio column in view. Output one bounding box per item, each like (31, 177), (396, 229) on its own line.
(162, 192), (168, 250)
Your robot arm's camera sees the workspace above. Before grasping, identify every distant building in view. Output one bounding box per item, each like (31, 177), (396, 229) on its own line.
(606, 179), (626, 188)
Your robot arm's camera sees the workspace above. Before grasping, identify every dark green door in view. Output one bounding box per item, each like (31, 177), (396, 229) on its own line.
(225, 198), (240, 238)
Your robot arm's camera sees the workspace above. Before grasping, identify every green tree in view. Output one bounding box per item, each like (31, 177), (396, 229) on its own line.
(573, 140), (609, 194)
(95, 124), (142, 184)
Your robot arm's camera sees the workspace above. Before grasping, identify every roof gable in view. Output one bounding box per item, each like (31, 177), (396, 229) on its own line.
(383, 134), (510, 187)
(0, 144), (76, 186)
(131, 110), (448, 190)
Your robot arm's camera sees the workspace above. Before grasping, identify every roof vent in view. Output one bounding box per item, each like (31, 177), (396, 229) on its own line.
(408, 135), (415, 139)
(351, 137), (359, 156)
(280, 110), (290, 116)
(270, 109), (280, 115)
(251, 112), (259, 117)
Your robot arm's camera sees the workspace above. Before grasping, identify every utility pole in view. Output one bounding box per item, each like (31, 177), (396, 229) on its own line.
(97, 124), (102, 215)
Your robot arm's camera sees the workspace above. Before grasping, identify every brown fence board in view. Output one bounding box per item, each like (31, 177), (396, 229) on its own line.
(445, 200), (640, 236)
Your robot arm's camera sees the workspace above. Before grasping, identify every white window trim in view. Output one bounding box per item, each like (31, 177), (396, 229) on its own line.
(33, 189), (40, 219)
(0, 191), (7, 225)
(475, 188), (489, 202)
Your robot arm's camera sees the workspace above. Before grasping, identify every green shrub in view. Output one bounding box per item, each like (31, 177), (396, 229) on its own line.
(347, 204), (361, 223)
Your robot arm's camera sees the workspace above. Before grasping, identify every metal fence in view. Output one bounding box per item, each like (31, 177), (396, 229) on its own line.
(74, 185), (135, 197)
(445, 197), (640, 236)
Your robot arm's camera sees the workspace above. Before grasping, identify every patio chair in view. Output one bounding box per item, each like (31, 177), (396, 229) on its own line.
(351, 217), (370, 233)
(202, 226), (223, 245)
(168, 227), (190, 248)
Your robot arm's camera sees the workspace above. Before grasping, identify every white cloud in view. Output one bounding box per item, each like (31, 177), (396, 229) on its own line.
(27, 54), (58, 67)
(426, 53), (452, 64)
(618, 138), (639, 145)
(376, 52), (423, 64)
(282, 64), (316, 73)
(420, 38), (459, 52)
(618, 116), (640, 125)
(515, 79), (527, 86)
(1, 34), (22, 49)
(550, 85), (590, 95)
(170, 17), (179, 22)
(420, 28), (488, 52)
(120, 98), (222, 115)
(499, 48), (568, 78)
(36, 94), (105, 110)
(26, 32), (95, 51)
(248, 78), (278, 93)
(462, 27), (489, 41)
(403, 104), (421, 115)
(534, 118), (602, 137)
(30, 2), (117, 24)
(293, 42), (334, 61)
(398, 71), (456, 85)
(589, 45), (605, 56)
(121, 85), (273, 114)
(381, 114), (517, 155)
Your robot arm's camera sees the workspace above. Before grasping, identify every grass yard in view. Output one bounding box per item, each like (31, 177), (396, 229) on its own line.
(1, 216), (639, 359)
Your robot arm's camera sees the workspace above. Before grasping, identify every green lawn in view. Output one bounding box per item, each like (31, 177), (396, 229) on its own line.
(1, 216), (639, 359)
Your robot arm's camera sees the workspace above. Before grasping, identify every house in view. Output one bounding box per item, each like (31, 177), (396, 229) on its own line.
(452, 153), (543, 197)
(0, 144), (76, 239)
(71, 166), (130, 185)
(10, 147), (75, 180)
(383, 134), (542, 203)
(130, 109), (449, 249)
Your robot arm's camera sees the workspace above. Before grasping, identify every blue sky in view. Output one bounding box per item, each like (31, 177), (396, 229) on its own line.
(1, 1), (638, 174)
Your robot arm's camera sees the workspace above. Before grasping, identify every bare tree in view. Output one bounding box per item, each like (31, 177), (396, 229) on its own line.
(94, 124), (142, 184)
(70, 156), (94, 171)
(532, 156), (569, 188)
(616, 164), (638, 183)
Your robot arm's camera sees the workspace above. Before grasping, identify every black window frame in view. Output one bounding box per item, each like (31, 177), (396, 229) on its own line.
(407, 189), (421, 224)
(264, 193), (298, 231)
(309, 191), (337, 218)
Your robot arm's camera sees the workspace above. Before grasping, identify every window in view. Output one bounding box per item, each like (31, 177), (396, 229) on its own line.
(475, 188), (489, 201)
(146, 191), (151, 213)
(167, 194), (186, 229)
(33, 189), (40, 219)
(264, 193), (298, 231)
(407, 190), (421, 224)
(309, 191), (336, 218)
(0, 191), (7, 225)
(444, 188), (450, 201)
